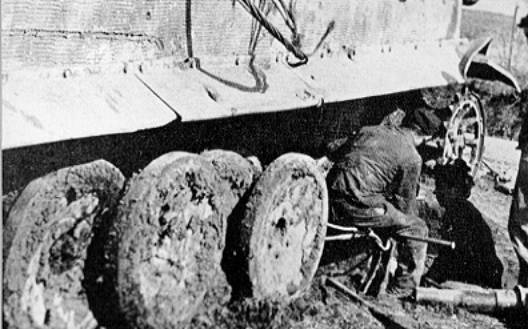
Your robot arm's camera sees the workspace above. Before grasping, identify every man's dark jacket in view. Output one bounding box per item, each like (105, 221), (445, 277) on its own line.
(327, 125), (422, 215)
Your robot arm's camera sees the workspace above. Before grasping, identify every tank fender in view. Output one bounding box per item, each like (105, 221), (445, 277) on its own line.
(459, 37), (521, 93)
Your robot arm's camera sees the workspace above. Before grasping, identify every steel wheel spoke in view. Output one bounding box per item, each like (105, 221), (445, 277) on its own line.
(442, 92), (485, 176)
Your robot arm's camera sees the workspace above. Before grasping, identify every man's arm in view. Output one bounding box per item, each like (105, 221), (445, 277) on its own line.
(392, 158), (422, 216)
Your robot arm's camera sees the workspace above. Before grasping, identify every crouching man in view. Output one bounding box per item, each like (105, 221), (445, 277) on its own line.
(430, 159), (503, 288)
(326, 114), (438, 298)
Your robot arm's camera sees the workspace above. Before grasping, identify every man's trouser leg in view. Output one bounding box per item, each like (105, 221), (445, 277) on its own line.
(330, 200), (428, 290)
(509, 157), (528, 286)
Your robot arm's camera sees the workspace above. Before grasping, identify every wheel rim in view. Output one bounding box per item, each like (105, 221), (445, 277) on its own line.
(442, 92), (485, 176)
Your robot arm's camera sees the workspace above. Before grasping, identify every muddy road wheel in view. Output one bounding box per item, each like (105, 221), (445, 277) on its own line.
(3, 160), (125, 329)
(200, 150), (263, 300)
(116, 154), (232, 329)
(3, 182), (41, 265)
(201, 149), (261, 201)
(141, 151), (194, 174)
(442, 91), (485, 177)
(241, 153), (328, 301)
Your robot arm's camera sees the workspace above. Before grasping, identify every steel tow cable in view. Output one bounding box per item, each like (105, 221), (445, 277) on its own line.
(237, 0), (308, 66)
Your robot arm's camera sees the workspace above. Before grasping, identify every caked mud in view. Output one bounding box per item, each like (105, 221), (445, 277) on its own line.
(115, 154), (233, 329)
(3, 160), (125, 329)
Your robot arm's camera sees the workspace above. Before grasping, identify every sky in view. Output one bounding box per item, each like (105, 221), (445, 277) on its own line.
(466, 0), (528, 20)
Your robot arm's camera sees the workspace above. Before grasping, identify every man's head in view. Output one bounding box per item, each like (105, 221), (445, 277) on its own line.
(434, 159), (474, 204)
(401, 107), (443, 146)
(519, 15), (528, 39)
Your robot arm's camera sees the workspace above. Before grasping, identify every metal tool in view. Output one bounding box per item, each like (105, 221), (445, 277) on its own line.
(324, 276), (417, 329)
